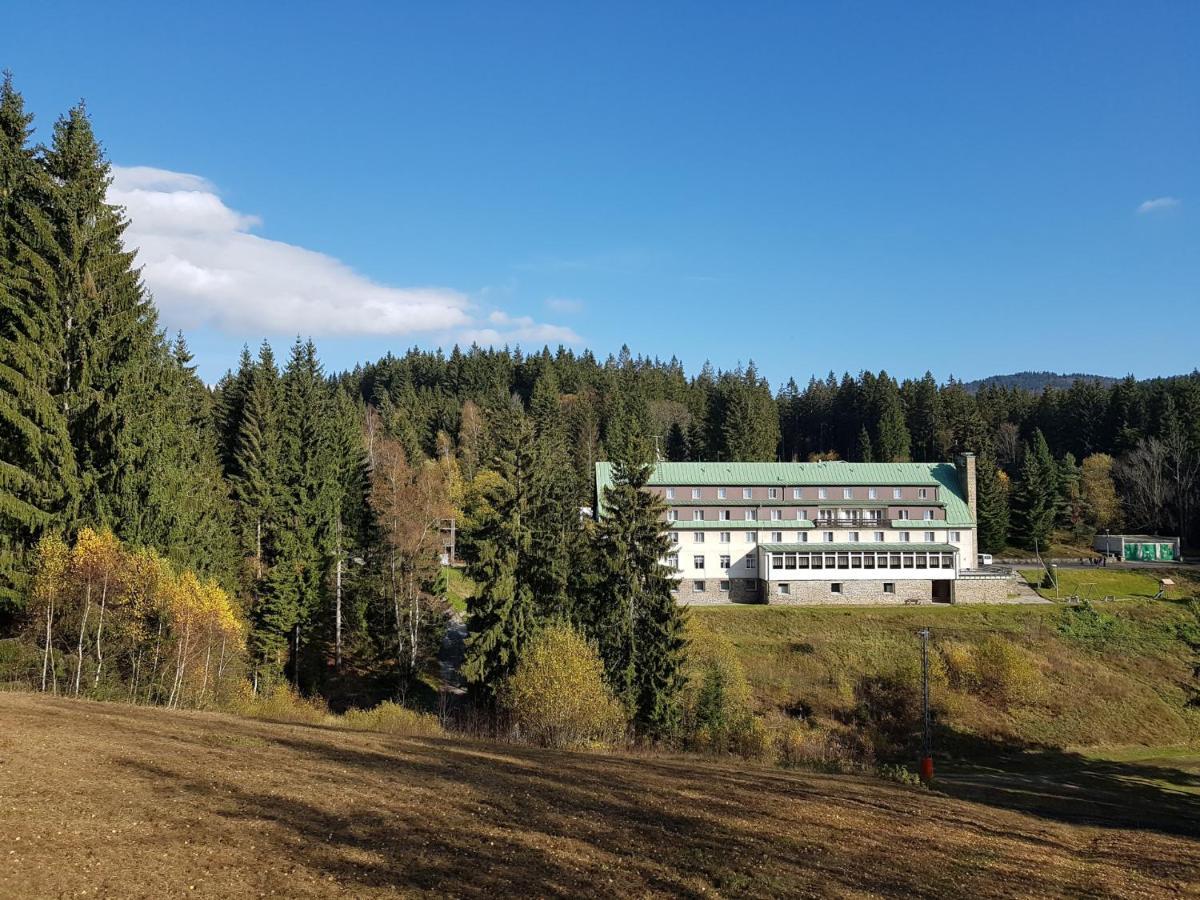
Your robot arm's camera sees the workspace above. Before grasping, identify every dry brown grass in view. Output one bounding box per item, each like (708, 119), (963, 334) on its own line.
(1, 692), (1197, 898)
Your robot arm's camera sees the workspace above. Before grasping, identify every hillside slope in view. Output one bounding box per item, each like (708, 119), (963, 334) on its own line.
(0, 693), (1197, 898)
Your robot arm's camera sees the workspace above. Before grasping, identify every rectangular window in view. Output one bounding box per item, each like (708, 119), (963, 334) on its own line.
(771, 531), (783, 543)
(746, 531), (757, 543)
(792, 488), (801, 499)
(746, 555), (756, 569)
(720, 580), (730, 592)
(831, 582), (843, 594)
(848, 531), (859, 542)
(667, 553), (679, 569)
(691, 488), (701, 499)
(670, 532), (679, 544)
(743, 488), (753, 499)
(693, 555), (705, 570)
(798, 509), (807, 521)
(883, 582), (895, 594)
(843, 488), (852, 499)
(694, 532), (705, 543)
(768, 487), (778, 499)
(818, 488), (828, 499)
(720, 531), (730, 543)
(665, 488), (674, 499)
(785, 553), (797, 569)
(823, 531), (834, 543)
(923, 510), (934, 520)
(719, 554), (731, 570)
(893, 488), (902, 499)
(924, 531), (936, 542)
(918, 488), (928, 499)
(744, 510), (754, 521)
(874, 531), (885, 542)
(868, 488), (877, 499)
(720, 509), (731, 521)
(949, 531), (961, 542)
(718, 487), (727, 499)
(899, 533), (911, 543)
(864, 553), (875, 569)
(692, 580), (705, 593)
(898, 510), (909, 520)
(780, 583), (791, 595)
(797, 532), (808, 542)
(693, 510), (704, 521)
(772, 554), (783, 569)
(667, 510), (677, 522)
(770, 509), (782, 521)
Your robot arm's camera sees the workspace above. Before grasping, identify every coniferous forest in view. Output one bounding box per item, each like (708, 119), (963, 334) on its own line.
(2, 78), (1199, 722)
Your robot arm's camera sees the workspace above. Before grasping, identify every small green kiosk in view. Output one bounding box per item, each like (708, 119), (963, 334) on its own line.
(1094, 534), (1181, 562)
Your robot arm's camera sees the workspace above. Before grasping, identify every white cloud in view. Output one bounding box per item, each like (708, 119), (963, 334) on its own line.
(1137, 196), (1180, 215)
(109, 166), (577, 346)
(545, 296), (584, 314)
(462, 310), (580, 346)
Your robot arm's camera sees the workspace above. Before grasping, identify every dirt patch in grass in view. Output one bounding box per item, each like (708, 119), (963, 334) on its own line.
(1, 692), (1198, 898)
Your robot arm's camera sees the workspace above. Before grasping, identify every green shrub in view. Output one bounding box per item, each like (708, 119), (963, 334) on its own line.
(500, 623), (627, 749)
(877, 763), (924, 787)
(971, 636), (1043, 706)
(228, 682), (329, 725)
(341, 701), (443, 737)
(1057, 600), (1124, 649)
(771, 716), (873, 772)
(681, 625), (759, 755)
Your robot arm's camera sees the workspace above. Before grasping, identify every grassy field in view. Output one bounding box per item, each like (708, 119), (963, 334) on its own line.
(441, 566), (475, 614)
(689, 600), (1200, 751)
(1018, 566), (1198, 601)
(2, 692), (1198, 898)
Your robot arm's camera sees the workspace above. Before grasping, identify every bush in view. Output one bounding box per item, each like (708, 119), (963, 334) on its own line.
(228, 682), (329, 726)
(500, 623), (627, 749)
(851, 672), (923, 758)
(940, 636), (1044, 707)
(341, 701), (443, 737)
(1057, 600), (1124, 649)
(681, 626), (760, 755)
(771, 716), (873, 772)
(877, 763), (924, 787)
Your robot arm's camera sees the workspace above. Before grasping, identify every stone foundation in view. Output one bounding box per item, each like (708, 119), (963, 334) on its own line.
(766, 579), (935, 605)
(953, 573), (1020, 603)
(674, 577), (763, 605)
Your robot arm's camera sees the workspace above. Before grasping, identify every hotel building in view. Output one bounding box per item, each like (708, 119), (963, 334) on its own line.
(596, 454), (1012, 604)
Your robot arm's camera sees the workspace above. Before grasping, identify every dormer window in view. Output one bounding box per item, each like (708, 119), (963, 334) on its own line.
(666, 488), (674, 499)
(768, 487), (778, 499)
(742, 488), (753, 499)
(691, 488), (701, 499)
(843, 488), (852, 499)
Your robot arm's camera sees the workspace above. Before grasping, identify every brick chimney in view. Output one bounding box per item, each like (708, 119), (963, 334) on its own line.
(955, 452), (977, 521)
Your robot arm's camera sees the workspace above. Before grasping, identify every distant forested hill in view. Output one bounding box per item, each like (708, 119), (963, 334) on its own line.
(962, 371), (1121, 394)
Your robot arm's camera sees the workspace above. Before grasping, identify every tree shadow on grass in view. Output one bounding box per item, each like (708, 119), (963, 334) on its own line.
(113, 722), (1200, 898)
(932, 728), (1200, 839)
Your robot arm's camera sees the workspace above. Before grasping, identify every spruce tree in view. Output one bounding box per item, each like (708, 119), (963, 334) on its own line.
(975, 452), (1010, 553)
(0, 75), (77, 608)
(1013, 430), (1058, 551)
(591, 457), (686, 736)
(461, 395), (538, 701)
(527, 371), (579, 620)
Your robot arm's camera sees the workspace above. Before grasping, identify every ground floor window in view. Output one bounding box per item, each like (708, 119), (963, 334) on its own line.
(883, 582), (895, 594)
(719, 580), (730, 591)
(779, 583), (791, 594)
(831, 582), (843, 594)
(692, 580), (706, 592)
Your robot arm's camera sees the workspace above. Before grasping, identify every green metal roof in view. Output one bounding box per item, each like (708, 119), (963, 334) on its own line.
(595, 461), (975, 526)
(760, 542), (958, 553)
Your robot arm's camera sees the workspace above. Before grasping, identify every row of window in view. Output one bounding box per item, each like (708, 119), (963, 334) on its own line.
(691, 581), (897, 595)
(768, 551), (956, 571)
(666, 487), (932, 501)
(667, 554), (759, 571)
(670, 530), (962, 545)
(667, 508), (937, 522)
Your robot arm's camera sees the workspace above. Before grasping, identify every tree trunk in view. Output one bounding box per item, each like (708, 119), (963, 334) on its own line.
(93, 574), (109, 688)
(75, 582), (91, 697)
(41, 598), (54, 692)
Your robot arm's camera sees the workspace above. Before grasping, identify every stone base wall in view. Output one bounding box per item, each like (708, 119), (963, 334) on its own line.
(766, 579), (934, 606)
(953, 574), (1020, 603)
(674, 578), (763, 605)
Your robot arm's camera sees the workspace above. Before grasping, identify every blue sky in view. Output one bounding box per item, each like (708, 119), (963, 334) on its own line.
(4, 2), (1197, 386)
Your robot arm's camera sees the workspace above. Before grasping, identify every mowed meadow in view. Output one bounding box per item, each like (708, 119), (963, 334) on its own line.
(1, 692), (1198, 899)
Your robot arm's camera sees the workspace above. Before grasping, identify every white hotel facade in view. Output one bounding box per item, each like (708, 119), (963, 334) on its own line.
(596, 455), (1012, 604)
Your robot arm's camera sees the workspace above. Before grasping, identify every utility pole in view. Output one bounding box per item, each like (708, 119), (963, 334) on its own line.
(918, 627), (933, 783)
